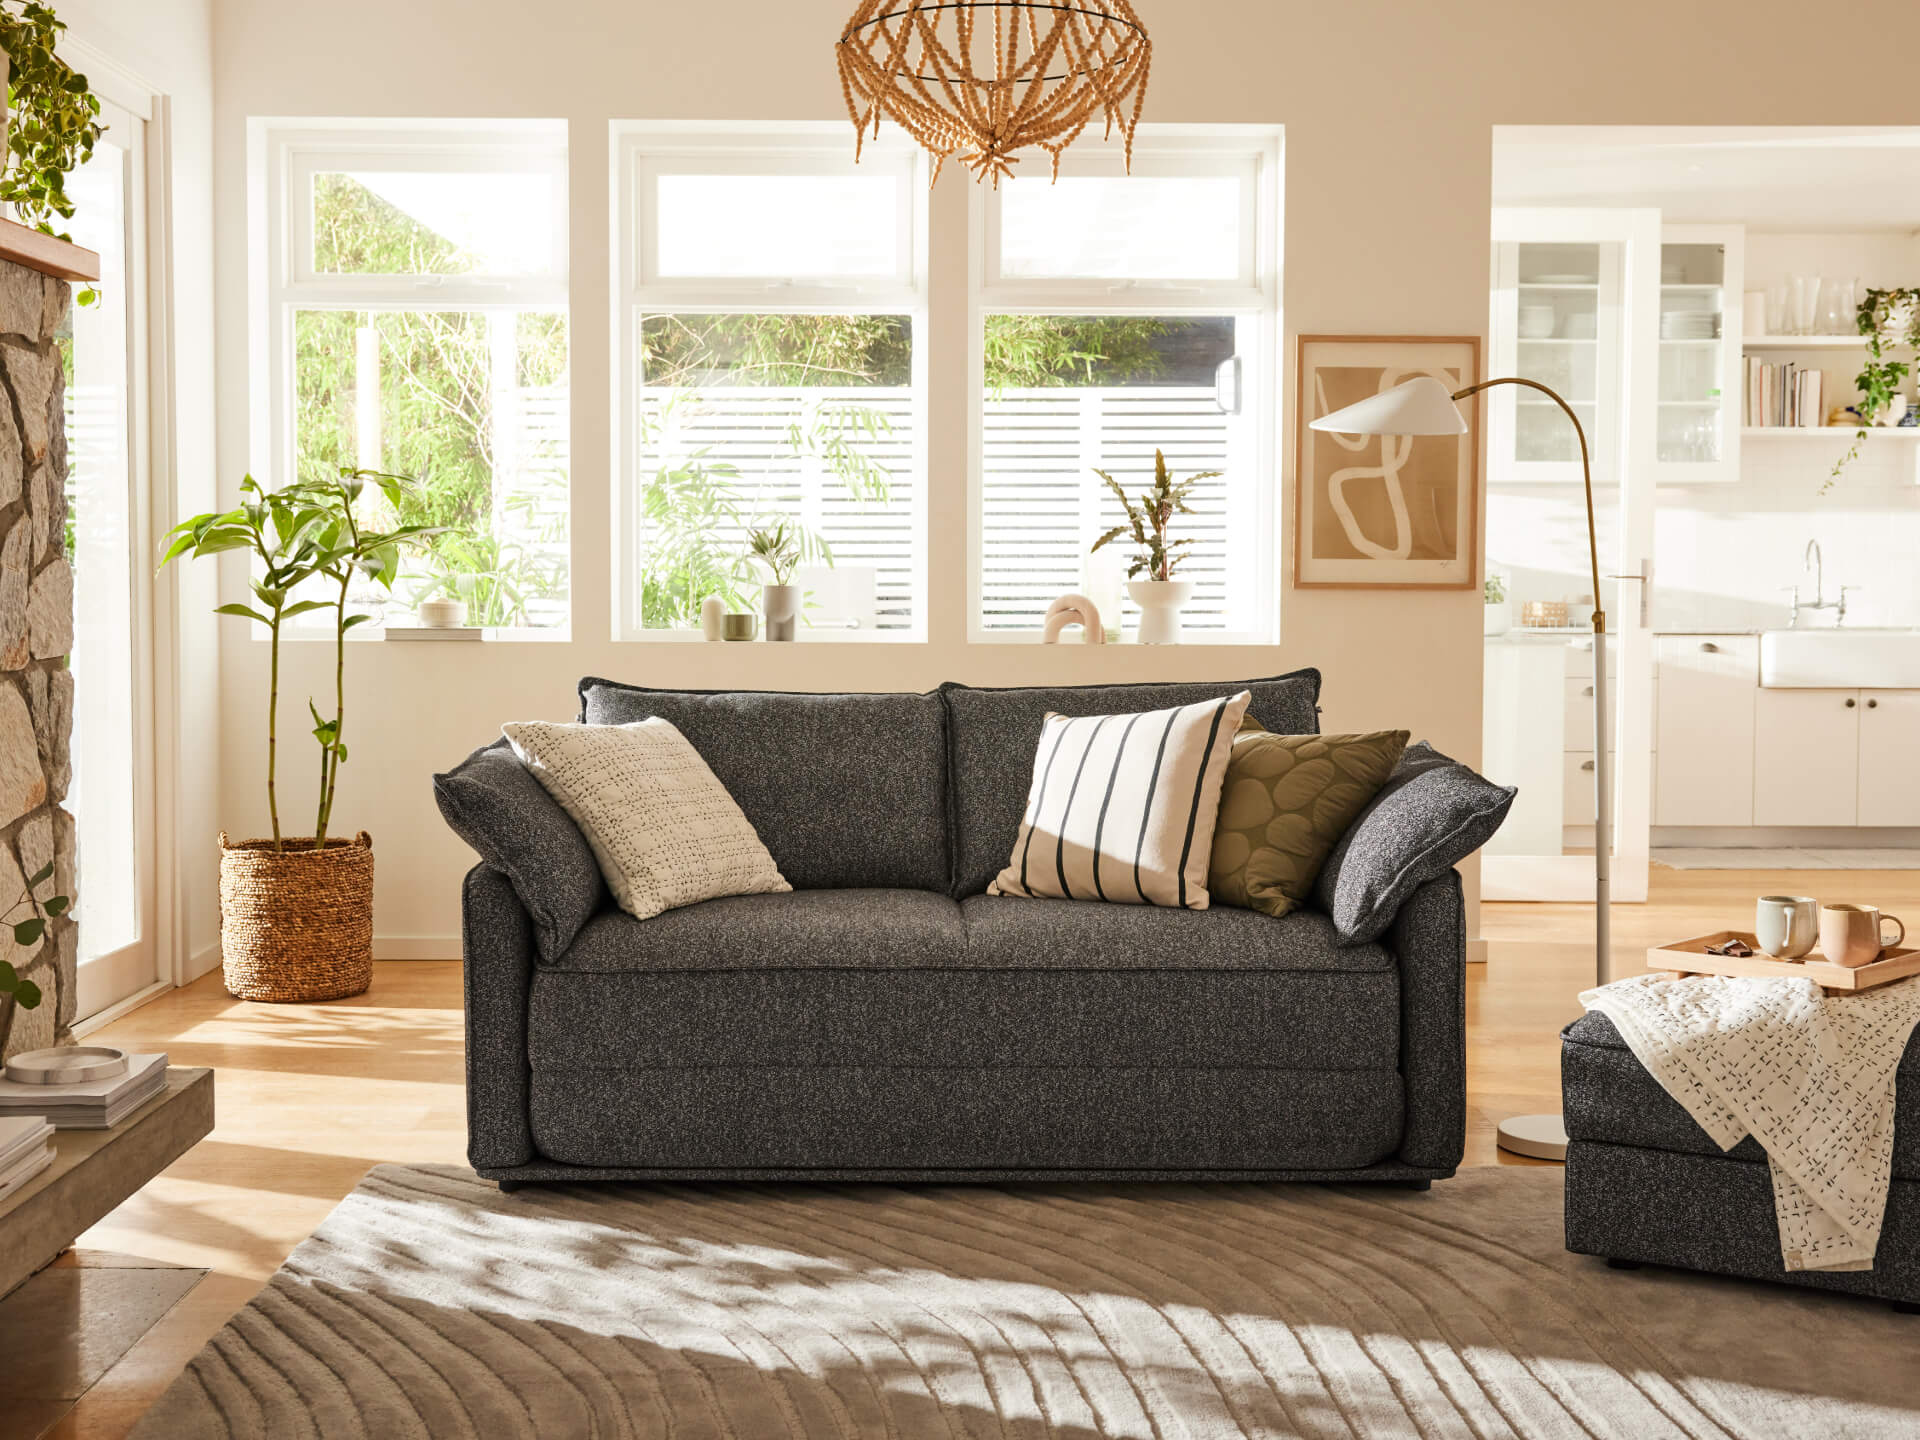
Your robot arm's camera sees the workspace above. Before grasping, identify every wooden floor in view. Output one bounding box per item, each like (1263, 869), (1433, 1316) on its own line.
(28, 863), (1920, 1437)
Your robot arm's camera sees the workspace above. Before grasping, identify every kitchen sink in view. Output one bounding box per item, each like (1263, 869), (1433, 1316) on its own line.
(1760, 628), (1920, 688)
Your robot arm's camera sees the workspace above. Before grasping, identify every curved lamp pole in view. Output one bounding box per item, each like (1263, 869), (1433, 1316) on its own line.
(1310, 374), (1608, 1163)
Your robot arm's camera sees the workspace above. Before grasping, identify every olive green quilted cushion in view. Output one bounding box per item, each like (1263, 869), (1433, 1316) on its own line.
(1207, 728), (1409, 918)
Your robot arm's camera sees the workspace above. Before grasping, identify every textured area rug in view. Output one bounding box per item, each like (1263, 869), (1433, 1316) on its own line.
(134, 1164), (1920, 1439)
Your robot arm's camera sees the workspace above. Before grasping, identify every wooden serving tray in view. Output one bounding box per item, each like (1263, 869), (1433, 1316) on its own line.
(1648, 931), (1920, 992)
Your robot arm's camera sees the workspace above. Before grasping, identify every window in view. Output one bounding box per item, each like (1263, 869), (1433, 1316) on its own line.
(971, 134), (1281, 641)
(254, 123), (570, 633)
(616, 129), (927, 639)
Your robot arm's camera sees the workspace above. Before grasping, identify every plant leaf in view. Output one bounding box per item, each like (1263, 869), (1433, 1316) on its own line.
(13, 918), (44, 946)
(214, 603), (273, 625)
(28, 861), (53, 887)
(43, 895), (68, 915)
(13, 980), (42, 1009)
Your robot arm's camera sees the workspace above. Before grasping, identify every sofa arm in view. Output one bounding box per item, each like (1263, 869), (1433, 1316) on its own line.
(463, 863), (536, 1169)
(1388, 868), (1466, 1171)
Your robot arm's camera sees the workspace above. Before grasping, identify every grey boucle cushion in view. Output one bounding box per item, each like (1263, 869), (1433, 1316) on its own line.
(434, 739), (607, 963)
(529, 963), (1400, 1072)
(941, 671), (1322, 899)
(960, 893), (1389, 972)
(553, 889), (967, 973)
(1313, 742), (1514, 945)
(577, 679), (949, 893)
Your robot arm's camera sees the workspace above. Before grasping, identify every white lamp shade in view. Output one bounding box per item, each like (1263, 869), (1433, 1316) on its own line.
(1308, 375), (1467, 437)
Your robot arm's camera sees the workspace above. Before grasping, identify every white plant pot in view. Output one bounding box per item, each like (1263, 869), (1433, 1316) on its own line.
(761, 584), (800, 643)
(1128, 579), (1194, 645)
(417, 598), (467, 629)
(700, 595), (726, 641)
(1484, 600), (1512, 637)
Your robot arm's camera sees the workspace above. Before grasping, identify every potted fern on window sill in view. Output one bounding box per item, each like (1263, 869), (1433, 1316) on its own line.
(161, 469), (439, 1002)
(1092, 449), (1219, 645)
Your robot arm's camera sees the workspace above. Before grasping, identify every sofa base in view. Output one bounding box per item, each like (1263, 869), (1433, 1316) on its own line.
(1566, 1139), (1920, 1306)
(474, 1158), (1456, 1186)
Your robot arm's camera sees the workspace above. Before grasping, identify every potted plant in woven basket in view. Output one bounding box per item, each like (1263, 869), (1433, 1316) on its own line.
(161, 469), (440, 1002)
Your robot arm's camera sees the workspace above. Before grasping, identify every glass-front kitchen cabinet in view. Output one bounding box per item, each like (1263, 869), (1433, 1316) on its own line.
(1653, 224), (1744, 486)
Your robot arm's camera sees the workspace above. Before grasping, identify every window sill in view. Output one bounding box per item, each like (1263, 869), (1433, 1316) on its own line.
(617, 629), (927, 645)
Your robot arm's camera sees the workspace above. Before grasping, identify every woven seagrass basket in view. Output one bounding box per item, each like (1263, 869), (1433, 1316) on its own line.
(218, 831), (374, 1002)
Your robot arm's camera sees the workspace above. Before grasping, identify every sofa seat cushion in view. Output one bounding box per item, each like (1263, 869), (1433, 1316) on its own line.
(550, 889), (967, 973)
(941, 672), (1322, 898)
(577, 680), (949, 892)
(960, 893), (1390, 972)
(1564, 1011), (1920, 1181)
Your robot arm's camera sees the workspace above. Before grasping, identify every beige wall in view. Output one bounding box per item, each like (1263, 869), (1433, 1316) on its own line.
(202, 0), (1916, 957)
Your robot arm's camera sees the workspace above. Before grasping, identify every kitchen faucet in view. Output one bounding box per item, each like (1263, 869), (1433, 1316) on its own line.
(1783, 539), (1857, 626)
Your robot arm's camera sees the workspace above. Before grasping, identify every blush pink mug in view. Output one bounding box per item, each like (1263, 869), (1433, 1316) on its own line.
(1818, 904), (1907, 969)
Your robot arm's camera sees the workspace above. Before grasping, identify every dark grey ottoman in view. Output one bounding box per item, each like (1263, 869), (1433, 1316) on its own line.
(1562, 1011), (1920, 1309)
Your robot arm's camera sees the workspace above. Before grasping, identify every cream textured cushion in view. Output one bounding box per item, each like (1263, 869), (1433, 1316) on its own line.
(502, 718), (789, 921)
(989, 690), (1251, 910)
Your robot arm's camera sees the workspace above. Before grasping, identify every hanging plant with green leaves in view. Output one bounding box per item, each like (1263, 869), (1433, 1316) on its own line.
(1828, 287), (1920, 491)
(0, 1), (106, 299)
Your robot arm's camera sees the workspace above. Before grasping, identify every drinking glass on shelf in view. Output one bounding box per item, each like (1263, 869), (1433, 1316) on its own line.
(1821, 277), (1859, 336)
(1766, 281), (1790, 336)
(1791, 275), (1822, 336)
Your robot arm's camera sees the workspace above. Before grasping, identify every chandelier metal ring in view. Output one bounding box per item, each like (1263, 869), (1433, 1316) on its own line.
(836, 0), (1153, 186)
(840, 3), (1148, 84)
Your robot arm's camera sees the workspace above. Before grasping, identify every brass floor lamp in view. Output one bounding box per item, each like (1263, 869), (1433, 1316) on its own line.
(1310, 373), (1607, 1162)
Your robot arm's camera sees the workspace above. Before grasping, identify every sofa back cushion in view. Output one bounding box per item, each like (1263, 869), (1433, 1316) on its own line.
(577, 678), (950, 892)
(941, 671), (1322, 899)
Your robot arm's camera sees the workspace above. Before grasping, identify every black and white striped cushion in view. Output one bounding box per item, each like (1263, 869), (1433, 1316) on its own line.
(989, 690), (1251, 910)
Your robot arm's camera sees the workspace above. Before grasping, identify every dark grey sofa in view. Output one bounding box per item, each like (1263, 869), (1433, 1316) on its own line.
(451, 670), (1469, 1186)
(1564, 1012), (1920, 1306)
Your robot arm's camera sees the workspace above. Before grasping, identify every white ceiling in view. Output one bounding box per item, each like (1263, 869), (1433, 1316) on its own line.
(1492, 127), (1920, 232)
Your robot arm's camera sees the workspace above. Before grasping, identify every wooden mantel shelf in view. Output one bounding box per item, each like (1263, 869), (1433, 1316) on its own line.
(0, 216), (100, 283)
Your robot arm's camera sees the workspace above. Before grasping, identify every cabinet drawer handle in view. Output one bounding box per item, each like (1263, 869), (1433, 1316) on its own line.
(1700, 641), (1720, 653)
(1582, 685), (1595, 697)
(1868, 698), (1879, 709)
(1846, 698), (1857, 708)
(1580, 760), (1595, 772)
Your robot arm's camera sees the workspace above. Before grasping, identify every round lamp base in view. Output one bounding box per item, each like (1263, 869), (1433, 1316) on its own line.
(1496, 1112), (1569, 1162)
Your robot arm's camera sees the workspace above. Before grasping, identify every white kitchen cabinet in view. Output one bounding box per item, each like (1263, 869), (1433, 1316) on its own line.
(1654, 636), (1757, 825)
(1858, 690), (1920, 827)
(1754, 689), (1860, 827)
(1653, 227), (1743, 486)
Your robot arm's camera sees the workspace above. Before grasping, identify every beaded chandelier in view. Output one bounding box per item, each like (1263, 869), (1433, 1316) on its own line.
(836, 0), (1152, 185)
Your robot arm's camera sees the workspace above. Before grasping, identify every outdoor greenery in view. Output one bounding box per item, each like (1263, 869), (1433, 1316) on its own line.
(161, 470), (440, 851)
(1091, 448), (1219, 582)
(297, 174), (569, 624)
(0, 860), (68, 1053)
(0, 1), (106, 303)
(636, 311), (1184, 627)
(1830, 287), (1920, 490)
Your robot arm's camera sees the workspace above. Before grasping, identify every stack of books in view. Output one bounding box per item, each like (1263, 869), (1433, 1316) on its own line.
(0, 1052), (168, 1130)
(1744, 357), (1825, 428)
(0, 1115), (55, 1200)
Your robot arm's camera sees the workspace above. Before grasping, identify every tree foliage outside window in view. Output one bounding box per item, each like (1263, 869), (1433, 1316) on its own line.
(294, 174), (569, 627)
(634, 310), (1191, 630)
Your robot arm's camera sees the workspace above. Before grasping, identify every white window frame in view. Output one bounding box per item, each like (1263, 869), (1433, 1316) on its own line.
(612, 122), (930, 643)
(967, 127), (1283, 644)
(248, 119), (571, 636)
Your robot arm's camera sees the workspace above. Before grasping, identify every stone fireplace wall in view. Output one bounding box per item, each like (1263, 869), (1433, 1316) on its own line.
(0, 259), (74, 1062)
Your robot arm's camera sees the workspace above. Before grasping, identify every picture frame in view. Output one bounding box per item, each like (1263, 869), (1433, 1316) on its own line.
(1292, 334), (1481, 589)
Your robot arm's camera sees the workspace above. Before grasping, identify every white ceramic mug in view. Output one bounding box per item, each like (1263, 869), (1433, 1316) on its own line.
(1755, 895), (1818, 959)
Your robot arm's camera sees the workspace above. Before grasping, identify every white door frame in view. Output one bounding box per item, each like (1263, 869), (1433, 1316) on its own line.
(1485, 207), (1659, 905)
(56, 39), (182, 1021)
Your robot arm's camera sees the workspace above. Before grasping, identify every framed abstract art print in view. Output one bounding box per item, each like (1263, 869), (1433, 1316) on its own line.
(1293, 335), (1480, 589)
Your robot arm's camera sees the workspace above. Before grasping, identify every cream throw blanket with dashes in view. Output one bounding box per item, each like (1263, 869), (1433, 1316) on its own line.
(1581, 973), (1920, 1272)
